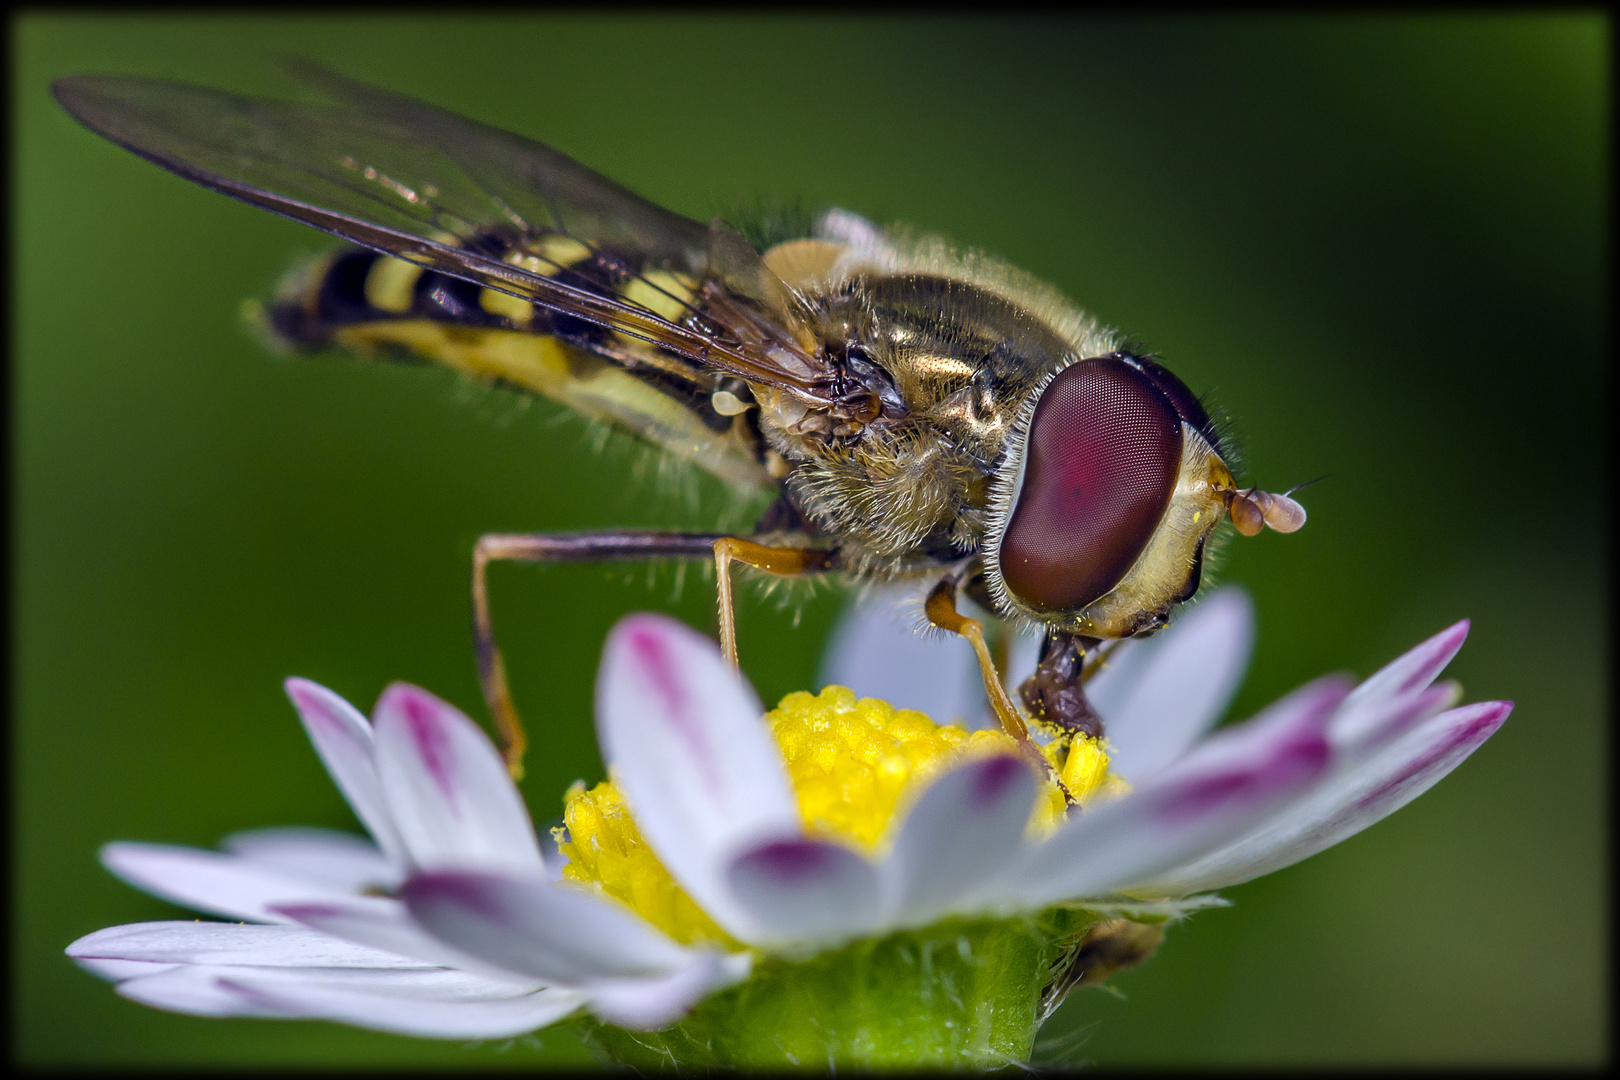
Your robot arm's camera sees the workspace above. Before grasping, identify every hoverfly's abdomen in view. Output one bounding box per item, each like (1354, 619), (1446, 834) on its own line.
(249, 236), (772, 497)
(257, 233), (694, 354)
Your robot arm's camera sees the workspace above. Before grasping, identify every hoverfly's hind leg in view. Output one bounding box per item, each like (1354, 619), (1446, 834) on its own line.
(923, 576), (1027, 742)
(473, 531), (725, 779)
(711, 538), (834, 669)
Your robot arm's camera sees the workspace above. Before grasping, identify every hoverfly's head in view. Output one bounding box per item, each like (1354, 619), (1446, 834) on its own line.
(984, 352), (1305, 639)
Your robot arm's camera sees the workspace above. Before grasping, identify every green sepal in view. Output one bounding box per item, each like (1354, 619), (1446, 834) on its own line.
(580, 908), (1100, 1072)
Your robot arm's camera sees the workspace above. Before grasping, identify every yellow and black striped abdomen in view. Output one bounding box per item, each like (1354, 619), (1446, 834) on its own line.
(252, 239), (775, 497)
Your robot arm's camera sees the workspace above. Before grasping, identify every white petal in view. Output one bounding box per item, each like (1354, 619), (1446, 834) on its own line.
(402, 870), (694, 984)
(67, 920), (430, 969)
(75, 957), (180, 981)
(1329, 681), (1459, 764)
(586, 951), (751, 1031)
(991, 677), (1342, 907)
(1003, 629), (1044, 706)
(283, 679), (408, 866)
(596, 614), (799, 939)
(1345, 620), (1469, 710)
(117, 964), (584, 1038)
(1088, 588), (1254, 783)
(116, 965), (288, 1019)
(371, 683), (545, 875)
(222, 827), (403, 892)
(211, 968), (585, 1039)
(101, 843), (363, 923)
(269, 896), (538, 983)
(725, 839), (883, 946)
(882, 754), (1038, 926)
(1141, 700), (1511, 894)
(818, 585), (988, 728)
(1334, 621), (1469, 749)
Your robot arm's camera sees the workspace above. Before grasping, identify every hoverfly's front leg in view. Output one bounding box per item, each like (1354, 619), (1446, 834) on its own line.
(925, 575), (1070, 799)
(1019, 630), (1107, 739)
(923, 575), (1033, 745)
(473, 531), (724, 778)
(711, 538), (834, 669)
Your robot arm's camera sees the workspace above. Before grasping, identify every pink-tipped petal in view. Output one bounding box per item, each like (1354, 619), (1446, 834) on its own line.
(993, 677), (1341, 907)
(725, 839), (883, 946)
(1330, 681), (1460, 762)
(1142, 700), (1511, 894)
(587, 952), (751, 1031)
(101, 843), (363, 924)
(67, 920), (429, 970)
(402, 871), (693, 985)
(596, 614), (799, 939)
(222, 827), (403, 893)
(1150, 675), (1345, 792)
(819, 586), (989, 728)
(1088, 588), (1255, 784)
(883, 754), (1039, 926)
(284, 678), (408, 866)
(270, 896), (536, 982)
(1344, 621), (1470, 715)
(371, 683), (544, 875)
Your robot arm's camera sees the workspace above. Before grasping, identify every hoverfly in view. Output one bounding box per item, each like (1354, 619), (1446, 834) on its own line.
(54, 66), (1305, 785)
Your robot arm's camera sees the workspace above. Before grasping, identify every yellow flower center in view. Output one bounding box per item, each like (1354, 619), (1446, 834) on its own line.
(556, 686), (1127, 947)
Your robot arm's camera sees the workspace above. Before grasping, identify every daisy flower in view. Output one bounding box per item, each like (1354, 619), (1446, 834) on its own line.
(68, 591), (1508, 1067)
(67, 680), (748, 1037)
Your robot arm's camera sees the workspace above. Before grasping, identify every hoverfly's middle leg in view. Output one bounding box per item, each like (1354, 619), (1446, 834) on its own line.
(712, 538), (834, 669)
(473, 530), (724, 779)
(923, 575), (1027, 742)
(925, 575), (1070, 800)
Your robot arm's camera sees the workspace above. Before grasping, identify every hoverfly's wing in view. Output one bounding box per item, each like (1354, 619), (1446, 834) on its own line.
(51, 71), (840, 405)
(276, 59), (710, 270)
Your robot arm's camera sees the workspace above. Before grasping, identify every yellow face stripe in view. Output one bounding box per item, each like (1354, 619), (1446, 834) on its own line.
(364, 256), (423, 314)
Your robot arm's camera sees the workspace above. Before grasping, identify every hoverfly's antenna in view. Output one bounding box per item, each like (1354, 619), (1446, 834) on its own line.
(1225, 482), (1311, 537)
(1281, 474), (1330, 498)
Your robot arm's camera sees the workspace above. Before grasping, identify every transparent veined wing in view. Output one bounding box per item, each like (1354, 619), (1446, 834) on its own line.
(52, 70), (841, 404)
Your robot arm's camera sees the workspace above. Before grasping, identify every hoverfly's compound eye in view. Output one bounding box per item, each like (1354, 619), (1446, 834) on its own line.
(1000, 357), (1183, 612)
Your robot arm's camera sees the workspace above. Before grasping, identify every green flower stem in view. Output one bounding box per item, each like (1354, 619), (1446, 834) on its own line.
(581, 909), (1098, 1071)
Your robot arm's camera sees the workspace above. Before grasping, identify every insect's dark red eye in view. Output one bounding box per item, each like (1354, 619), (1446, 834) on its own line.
(999, 357), (1183, 612)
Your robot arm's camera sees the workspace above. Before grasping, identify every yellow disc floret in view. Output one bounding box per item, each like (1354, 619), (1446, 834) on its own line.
(765, 686), (1068, 846)
(557, 779), (736, 947)
(556, 686), (1127, 947)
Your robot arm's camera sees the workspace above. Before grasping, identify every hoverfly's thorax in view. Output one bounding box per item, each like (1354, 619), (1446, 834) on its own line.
(758, 271), (1085, 577)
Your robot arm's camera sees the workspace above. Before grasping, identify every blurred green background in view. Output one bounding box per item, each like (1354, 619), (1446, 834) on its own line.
(13, 14), (1605, 1067)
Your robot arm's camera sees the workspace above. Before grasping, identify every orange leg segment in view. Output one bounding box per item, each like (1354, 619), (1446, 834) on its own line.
(472, 530), (723, 779)
(712, 537), (833, 669)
